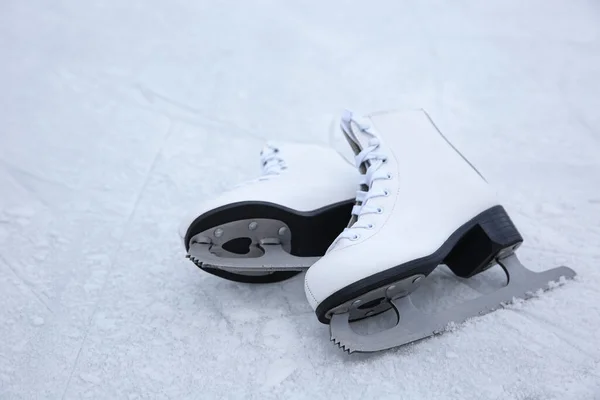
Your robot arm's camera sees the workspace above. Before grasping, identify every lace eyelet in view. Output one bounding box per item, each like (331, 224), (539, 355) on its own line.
(351, 234), (360, 240)
(382, 158), (388, 164)
(367, 223), (374, 229)
(386, 173), (392, 179)
(376, 207), (383, 214)
(383, 190), (390, 196)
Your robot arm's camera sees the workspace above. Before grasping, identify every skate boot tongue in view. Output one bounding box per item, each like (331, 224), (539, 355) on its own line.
(340, 110), (376, 157)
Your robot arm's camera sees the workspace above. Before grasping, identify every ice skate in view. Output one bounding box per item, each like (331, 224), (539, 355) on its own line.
(180, 141), (358, 283)
(304, 109), (576, 353)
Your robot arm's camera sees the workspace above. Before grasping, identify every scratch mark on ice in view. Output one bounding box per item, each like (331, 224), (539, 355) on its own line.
(60, 120), (177, 399)
(131, 83), (266, 141)
(0, 254), (53, 314)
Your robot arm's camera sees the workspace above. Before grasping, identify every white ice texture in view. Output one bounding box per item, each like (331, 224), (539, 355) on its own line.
(1, 0), (600, 399)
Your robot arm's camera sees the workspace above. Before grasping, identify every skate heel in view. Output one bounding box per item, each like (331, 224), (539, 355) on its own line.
(444, 205), (523, 278)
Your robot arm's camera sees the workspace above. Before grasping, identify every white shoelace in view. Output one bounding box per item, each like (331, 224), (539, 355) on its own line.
(259, 144), (287, 177)
(230, 144), (286, 190)
(333, 112), (392, 243)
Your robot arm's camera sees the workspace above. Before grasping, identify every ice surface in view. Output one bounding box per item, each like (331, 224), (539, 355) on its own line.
(1, 0), (600, 399)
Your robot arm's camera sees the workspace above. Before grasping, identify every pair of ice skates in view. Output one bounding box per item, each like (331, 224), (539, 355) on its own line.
(179, 109), (576, 353)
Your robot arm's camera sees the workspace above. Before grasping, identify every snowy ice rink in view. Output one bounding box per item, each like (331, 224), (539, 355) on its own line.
(1, 0), (600, 399)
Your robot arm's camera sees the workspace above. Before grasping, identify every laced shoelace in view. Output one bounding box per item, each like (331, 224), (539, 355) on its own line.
(332, 113), (392, 244)
(259, 144), (287, 177)
(230, 144), (286, 190)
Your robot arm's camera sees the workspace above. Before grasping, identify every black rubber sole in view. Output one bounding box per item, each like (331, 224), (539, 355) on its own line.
(184, 199), (355, 284)
(315, 205), (524, 323)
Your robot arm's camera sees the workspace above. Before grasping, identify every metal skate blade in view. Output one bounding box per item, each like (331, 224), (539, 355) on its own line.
(187, 242), (318, 273)
(329, 254), (576, 354)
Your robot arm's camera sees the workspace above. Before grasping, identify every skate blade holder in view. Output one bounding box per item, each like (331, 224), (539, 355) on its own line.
(187, 218), (317, 274)
(328, 253), (576, 354)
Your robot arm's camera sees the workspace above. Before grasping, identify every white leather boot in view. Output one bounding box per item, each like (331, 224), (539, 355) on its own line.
(304, 109), (576, 353)
(180, 141), (358, 283)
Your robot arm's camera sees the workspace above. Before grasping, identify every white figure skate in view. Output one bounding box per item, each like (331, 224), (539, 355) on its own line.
(304, 109), (576, 353)
(180, 141), (358, 283)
